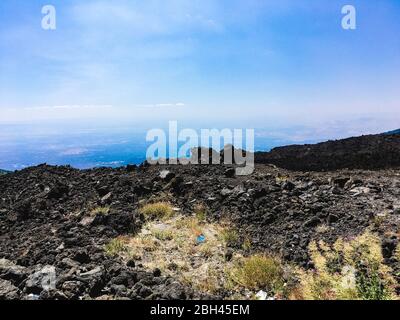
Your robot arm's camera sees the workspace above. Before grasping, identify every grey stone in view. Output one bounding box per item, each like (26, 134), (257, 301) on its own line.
(0, 279), (19, 299)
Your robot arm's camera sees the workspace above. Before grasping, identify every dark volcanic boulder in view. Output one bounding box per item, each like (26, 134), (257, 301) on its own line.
(12, 199), (34, 220)
(47, 183), (69, 199)
(91, 212), (136, 234)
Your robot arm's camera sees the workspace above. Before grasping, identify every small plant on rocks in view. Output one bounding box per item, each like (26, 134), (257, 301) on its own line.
(396, 244), (400, 262)
(104, 237), (128, 256)
(90, 206), (110, 216)
(242, 237), (252, 252)
(230, 254), (286, 295)
(194, 204), (207, 223)
(152, 229), (174, 241)
(220, 228), (239, 247)
(140, 202), (174, 220)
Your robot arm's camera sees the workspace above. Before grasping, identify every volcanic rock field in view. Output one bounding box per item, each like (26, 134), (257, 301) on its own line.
(1, 133), (400, 300)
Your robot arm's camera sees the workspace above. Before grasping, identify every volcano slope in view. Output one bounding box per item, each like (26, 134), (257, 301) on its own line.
(255, 132), (400, 171)
(1, 158), (400, 300)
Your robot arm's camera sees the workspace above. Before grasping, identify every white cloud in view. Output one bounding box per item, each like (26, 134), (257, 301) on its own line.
(155, 103), (185, 107)
(60, 148), (88, 156)
(130, 103), (186, 108)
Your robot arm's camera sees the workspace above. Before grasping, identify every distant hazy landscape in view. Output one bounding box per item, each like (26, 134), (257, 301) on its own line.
(1, 114), (399, 171)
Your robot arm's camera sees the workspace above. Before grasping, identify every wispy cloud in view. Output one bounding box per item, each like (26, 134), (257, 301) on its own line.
(59, 147), (88, 156)
(24, 105), (113, 111)
(0, 103), (188, 124)
(70, 0), (225, 37)
(137, 102), (186, 108)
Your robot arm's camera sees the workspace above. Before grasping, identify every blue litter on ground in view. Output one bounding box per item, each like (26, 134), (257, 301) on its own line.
(197, 234), (206, 244)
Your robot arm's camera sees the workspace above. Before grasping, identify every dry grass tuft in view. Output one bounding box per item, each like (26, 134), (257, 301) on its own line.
(242, 237), (252, 252)
(194, 204), (207, 222)
(230, 255), (285, 293)
(90, 206), (110, 216)
(104, 237), (128, 256)
(139, 202), (174, 220)
(396, 242), (400, 262)
(219, 227), (239, 247)
(316, 224), (331, 234)
(152, 228), (174, 241)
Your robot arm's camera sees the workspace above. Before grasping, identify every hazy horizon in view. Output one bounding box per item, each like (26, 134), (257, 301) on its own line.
(0, 117), (398, 171)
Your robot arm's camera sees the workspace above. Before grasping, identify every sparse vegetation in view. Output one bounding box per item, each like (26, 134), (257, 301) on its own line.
(140, 202), (174, 220)
(230, 254), (285, 294)
(103, 208), (398, 300)
(228, 230), (399, 300)
(220, 228), (239, 247)
(152, 229), (174, 241)
(90, 206), (110, 216)
(316, 224), (331, 234)
(372, 213), (387, 229)
(275, 175), (289, 183)
(298, 230), (397, 300)
(194, 204), (207, 222)
(242, 237), (252, 252)
(396, 244), (400, 262)
(129, 236), (159, 255)
(199, 242), (214, 258)
(195, 268), (222, 294)
(111, 213), (243, 296)
(104, 237), (128, 256)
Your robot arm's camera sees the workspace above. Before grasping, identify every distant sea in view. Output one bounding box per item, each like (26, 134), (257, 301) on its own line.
(0, 123), (308, 171)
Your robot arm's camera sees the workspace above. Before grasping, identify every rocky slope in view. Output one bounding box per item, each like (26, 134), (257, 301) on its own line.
(255, 131), (400, 171)
(1, 162), (399, 299)
(1, 131), (400, 300)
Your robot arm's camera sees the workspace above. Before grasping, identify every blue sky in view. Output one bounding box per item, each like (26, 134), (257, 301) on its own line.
(0, 0), (399, 136)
